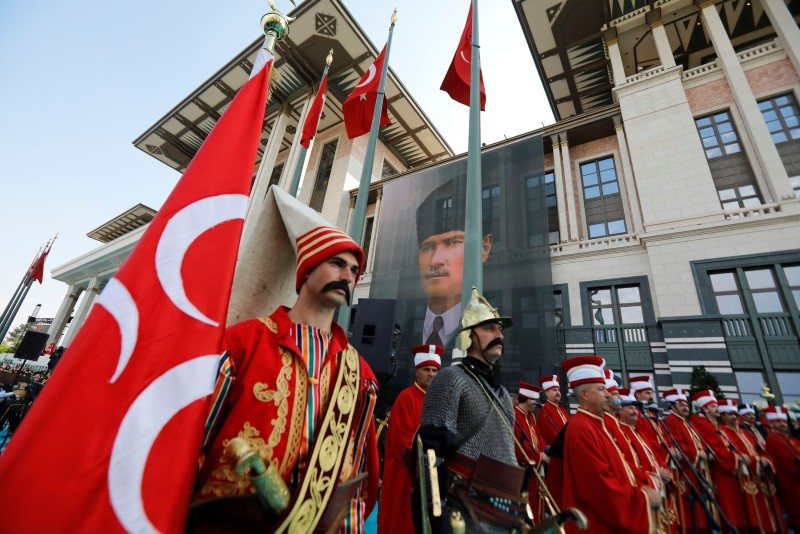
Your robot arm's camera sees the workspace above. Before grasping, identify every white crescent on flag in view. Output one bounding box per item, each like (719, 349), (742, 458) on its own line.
(355, 64), (376, 89)
(155, 194), (248, 327)
(108, 355), (219, 534)
(96, 278), (139, 384)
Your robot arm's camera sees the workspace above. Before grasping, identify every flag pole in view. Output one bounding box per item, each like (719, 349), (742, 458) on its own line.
(289, 49), (333, 197)
(0, 245), (42, 341)
(460, 0), (484, 302)
(338, 8), (397, 327)
(0, 233), (57, 342)
(348, 9), (397, 246)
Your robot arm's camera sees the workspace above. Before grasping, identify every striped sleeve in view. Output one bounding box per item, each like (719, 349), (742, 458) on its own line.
(200, 352), (235, 454)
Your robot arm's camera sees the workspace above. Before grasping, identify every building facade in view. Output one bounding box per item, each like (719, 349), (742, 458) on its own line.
(50, 0), (800, 405)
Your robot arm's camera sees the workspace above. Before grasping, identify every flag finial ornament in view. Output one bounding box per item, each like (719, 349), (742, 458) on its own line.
(261, 2), (292, 51)
(326, 48), (334, 66)
(391, 8), (398, 25)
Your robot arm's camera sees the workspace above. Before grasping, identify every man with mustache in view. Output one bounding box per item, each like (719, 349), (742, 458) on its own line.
(561, 355), (661, 533)
(417, 289), (528, 531)
(536, 373), (570, 507)
(416, 176), (493, 348)
(191, 193), (380, 533)
(378, 344), (442, 533)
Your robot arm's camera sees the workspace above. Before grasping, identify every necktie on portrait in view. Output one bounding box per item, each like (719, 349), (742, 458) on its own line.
(426, 315), (444, 346)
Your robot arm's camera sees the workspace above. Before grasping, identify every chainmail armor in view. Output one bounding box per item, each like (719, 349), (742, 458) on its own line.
(419, 363), (518, 533)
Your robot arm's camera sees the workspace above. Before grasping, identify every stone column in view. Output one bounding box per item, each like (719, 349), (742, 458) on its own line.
(560, 133), (581, 240)
(613, 115), (643, 234)
(367, 189), (382, 273)
(646, 9), (676, 69)
(604, 27), (628, 87)
(61, 277), (102, 347)
(280, 94), (313, 190)
(242, 106), (289, 242)
(46, 285), (83, 348)
(550, 134), (569, 241)
(697, 0), (794, 203)
(760, 0), (800, 77)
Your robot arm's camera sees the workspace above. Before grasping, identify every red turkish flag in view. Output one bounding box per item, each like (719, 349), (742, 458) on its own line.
(300, 71), (328, 149)
(440, 2), (486, 110)
(0, 50), (274, 533)
(342, 45), (391, 139)
(28, 248), (49, 284)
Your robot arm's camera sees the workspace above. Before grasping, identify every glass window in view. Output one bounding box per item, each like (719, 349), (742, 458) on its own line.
(746, 269), (776, 290)
(735, 371), (765, 404)
(791, 175), (800, 193)
(581, 157), (626, 239)
(695, 111), (742, 160)
(588, 285), (646, 326)
(776, 372), (800, 405)
(715, 294), (745, 314)
(782, 264), (800, 309)
(268, 163), (284, 188)
(745, 268), (785, 313)
(361, 217), (374, 271)
(381, 159), (398, 179)
(758, 93), (800, 144)
(482, 185), (501, 243)
(717, 184), (762, 210)
(711, 270), (745, 315)
(554, 291), (564, 328)
(309, 140), (338, 212)
(711, 272), (738, 292)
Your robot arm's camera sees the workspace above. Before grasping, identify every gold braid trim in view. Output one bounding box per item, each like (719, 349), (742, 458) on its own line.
(276, 347), (361, 534)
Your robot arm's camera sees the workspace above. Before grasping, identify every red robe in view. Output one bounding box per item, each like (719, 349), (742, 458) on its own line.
(690, 414), (740, 531)
(377, 382), (425, 534)
(605, 414), (652, 488)
(721, 424), (782, 532)
(662, 413), (708, 532)
(765, 431), (800, 530)
(536, 400), (569, 507)
(636, 409), (668, 467)
(621, 422), (680, 534)
(563, 408), (653, 534)
(514, 406), (545, 522)
(195, 307), (380, 532)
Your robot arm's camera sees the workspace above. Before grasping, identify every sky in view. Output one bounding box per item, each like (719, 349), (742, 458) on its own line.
(0, 0), (554, 340)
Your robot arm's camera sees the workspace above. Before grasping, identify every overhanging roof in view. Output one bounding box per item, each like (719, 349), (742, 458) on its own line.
(513, 0), (795, 122)
(133, 0), (453, 174)
(86, 203), (156, 243)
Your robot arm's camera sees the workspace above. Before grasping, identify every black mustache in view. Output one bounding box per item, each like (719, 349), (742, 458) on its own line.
(321, 280), (351, 303)
(486, 338), (504, 350)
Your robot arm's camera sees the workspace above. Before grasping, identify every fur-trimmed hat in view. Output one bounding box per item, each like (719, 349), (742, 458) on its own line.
(412, 344), (443, 369)
(562, 355), (606, 388)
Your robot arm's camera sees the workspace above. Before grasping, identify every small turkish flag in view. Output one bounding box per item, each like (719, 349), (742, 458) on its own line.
(440, 2), (486, 110)
(0, 50), (274, 533)
(300, 71), (328, 149)
(342, 45), (392, 139)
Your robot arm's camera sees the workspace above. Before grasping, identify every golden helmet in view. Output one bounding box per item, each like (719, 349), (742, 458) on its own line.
(457, 287), (512, 351)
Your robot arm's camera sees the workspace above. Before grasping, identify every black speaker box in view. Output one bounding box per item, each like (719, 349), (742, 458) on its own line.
(349, 299), (400, 376)
(14, 330), (49, 360)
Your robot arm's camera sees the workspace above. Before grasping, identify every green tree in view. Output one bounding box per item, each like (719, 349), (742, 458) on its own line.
(2, 323), (27, 350)
(689, 365), (725, 401)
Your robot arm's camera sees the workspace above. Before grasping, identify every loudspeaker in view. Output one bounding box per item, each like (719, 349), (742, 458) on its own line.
(349, 299), (400, 377)
(14, 331), (49, 360)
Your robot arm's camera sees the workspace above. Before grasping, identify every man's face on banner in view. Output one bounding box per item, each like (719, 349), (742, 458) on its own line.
(418, 230), (465, 302)
(418, 230), (493, 313)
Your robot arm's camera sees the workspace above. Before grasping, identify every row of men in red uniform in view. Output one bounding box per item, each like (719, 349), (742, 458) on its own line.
(378, 349), (799, 533)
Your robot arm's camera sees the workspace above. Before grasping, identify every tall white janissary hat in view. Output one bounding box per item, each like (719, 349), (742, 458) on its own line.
(228, 185), (363, 325)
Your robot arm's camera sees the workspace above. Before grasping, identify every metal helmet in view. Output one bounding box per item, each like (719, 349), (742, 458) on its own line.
(457, 287), (512, 351)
